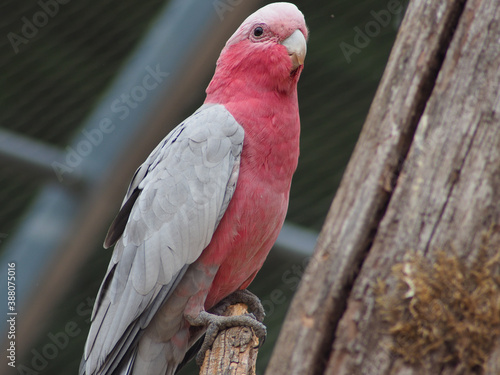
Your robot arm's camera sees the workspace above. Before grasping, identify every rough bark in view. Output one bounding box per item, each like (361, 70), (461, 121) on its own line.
(199, 303), (260, 375)
(266, 0), (500, 374)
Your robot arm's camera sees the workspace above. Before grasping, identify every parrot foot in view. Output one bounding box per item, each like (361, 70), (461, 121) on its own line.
(210, 289), (266, 323)
(187, 309), (267, 366)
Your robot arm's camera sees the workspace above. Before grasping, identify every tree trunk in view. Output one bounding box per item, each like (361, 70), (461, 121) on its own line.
(266, 0), (500, 374)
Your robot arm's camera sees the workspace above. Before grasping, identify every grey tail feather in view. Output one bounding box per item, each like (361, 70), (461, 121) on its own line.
(175, 335), (204, 373)
(81, 266), (189, 375)
(113, 348), (137, 375)
(79, 354), (86, 375)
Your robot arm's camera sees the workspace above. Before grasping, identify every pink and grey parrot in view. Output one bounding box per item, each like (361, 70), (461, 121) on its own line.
(80, 3), (307, 374)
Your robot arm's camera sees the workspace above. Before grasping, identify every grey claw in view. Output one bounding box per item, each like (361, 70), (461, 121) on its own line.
(210, 289), (266, 322)
(187, 310), (267, 366)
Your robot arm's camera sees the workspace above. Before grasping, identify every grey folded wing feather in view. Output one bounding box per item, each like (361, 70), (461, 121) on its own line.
(81, 103), (244, 375)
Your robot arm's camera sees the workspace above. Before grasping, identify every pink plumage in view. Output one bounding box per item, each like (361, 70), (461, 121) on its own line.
(81, 3), (307, 374)
(202, 3), (307, 308)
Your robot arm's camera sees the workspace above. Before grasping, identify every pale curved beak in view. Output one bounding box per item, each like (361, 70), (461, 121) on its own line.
(281, 29), (307, 70)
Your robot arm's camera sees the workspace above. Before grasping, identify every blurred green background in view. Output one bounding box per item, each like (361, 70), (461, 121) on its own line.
(0, 0), (406, 373)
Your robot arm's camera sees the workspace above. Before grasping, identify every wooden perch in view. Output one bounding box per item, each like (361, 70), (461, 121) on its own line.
(199, 303), (260, 375)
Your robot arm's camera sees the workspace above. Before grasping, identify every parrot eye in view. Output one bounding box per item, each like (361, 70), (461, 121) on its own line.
(253, 26), (264, 38)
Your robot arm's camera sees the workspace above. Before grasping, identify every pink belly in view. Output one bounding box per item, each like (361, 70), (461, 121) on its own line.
(197, 172), (290, 310)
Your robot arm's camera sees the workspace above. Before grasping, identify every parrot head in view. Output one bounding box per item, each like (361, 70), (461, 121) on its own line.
(206, 2), (308, 98)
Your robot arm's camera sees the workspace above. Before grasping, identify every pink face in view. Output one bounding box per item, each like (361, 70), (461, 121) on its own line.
(220, 3), (308, 78)
(206, 3), (308, 99)
(225, 3), (309, 47)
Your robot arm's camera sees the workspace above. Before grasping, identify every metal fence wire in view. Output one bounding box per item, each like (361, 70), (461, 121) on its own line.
(1, 0), (169, 234)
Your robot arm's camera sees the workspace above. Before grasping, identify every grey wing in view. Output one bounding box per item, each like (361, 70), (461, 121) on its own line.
(81, 103), (244, 375)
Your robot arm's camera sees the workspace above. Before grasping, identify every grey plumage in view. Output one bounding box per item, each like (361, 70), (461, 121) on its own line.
(80, 103), (244, 375)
